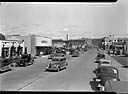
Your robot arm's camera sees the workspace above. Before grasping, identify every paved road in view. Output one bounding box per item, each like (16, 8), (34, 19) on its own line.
(1, 49), (127, 91)
(19, 49), (98, 91)
(0, 49), (98, 91)
(0, 54), (73, 91)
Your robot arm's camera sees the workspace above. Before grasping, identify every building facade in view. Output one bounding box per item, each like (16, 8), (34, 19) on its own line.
(6, 35), (52, 56)
(52, 38), (92, 49)
(0, 40), (24, 58)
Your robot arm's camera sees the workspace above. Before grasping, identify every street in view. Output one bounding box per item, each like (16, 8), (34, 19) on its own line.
(19, 49), (97, 91)
(0, 48), (128, 91)
(0, 49), (98, 91)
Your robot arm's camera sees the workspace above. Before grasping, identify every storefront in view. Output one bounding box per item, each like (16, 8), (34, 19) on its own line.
(35, 36), (52, 56)
(0, 40), (25, 58)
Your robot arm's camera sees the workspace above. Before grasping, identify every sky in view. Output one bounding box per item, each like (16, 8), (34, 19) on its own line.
(0, 1), (128, 39)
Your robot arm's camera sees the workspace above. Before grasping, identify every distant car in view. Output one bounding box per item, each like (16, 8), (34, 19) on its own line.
(72, 52), (79, 57)
(104, 80), (128, 93)
(96, 53), (105, 59)
(48, 53), (65, 59)
(93, 66), (120, 91)
(45, 57), (68, 72)
(95, 53), (105, 63)
(48, 54), (55, 59)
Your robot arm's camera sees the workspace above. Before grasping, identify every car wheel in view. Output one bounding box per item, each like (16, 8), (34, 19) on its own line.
(11, 63), (17, 67)
(99, 86), (105, 92)
(24, 63), (27, 67)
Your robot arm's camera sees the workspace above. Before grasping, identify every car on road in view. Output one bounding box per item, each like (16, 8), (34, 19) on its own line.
(45, 57), (68, 72)
(104, 80), (128, 93)
(72, 51), (79, 57)
(48, 53), (55, 59)
(93, 66), (120, 92)
(95, 53), (105, 63)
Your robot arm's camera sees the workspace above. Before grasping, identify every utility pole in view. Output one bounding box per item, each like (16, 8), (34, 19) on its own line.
(66, 34), (68, 41)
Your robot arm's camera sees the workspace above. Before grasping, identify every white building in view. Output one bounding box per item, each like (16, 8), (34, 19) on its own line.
(0, 40), (24, 58)
(6, 34), (52, 56)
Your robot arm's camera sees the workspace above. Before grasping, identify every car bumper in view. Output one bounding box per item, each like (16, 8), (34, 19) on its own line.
(46, 67), (58, 71)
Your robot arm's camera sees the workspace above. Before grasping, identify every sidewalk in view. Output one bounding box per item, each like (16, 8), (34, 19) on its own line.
(99, 49), (128, 81)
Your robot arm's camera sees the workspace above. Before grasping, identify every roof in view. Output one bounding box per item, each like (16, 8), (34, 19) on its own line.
(99, 63), (112, 67)
(99, 59), (111, 63)
(98, 65), (117, 70)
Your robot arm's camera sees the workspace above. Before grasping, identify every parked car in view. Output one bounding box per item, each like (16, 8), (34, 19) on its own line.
(11, 54), (34, 67)
(48, 54), (55, 59)
(95, 53), (105, 63)
(45, 57), (68, 72)
(97, 59), (111, 67)
(72, 51), (79, 57)
(0, 57), (12, 72)
(48, 53), (65, 59)
(104, 80), (128, 93)
(93, 66), (120, 91)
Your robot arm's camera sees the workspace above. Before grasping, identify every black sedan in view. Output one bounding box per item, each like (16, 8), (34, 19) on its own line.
(93, 66), (120, 91)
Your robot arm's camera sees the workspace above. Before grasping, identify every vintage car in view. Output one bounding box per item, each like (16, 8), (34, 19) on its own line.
(95, 53), (105, 63)
(97, 59), (111, 67)
(48, 53), (55, 59)
(45, 57), (68, 72)
(93, 66), (120, 91)
(51, 53), (65, 58)
(0, 57), (12, 72)
(72, 51), (79, 57)
(11, 54), (34, 67)
(104, 80), (128, 93)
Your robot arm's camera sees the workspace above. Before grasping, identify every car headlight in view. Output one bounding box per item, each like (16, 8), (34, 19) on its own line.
(112, 79), (117, 81)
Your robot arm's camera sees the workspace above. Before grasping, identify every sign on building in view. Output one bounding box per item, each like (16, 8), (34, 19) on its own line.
(35, 36), (52, 46)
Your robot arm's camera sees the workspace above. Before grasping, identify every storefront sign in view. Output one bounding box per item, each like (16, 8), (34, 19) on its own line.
(35, 36), (52, 46)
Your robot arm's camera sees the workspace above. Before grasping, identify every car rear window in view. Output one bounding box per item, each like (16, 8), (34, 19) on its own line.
(102, 62), (109, 64)
(98, 68), (117, 74)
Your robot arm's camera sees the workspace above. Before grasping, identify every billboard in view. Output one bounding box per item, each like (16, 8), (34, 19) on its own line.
(35, 36), (52, 46)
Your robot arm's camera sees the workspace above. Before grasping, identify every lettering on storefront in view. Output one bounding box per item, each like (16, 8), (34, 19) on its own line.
(41, 40), (47, 43)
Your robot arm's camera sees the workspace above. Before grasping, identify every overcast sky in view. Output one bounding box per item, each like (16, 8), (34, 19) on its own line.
(0, 0), (128, 39)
